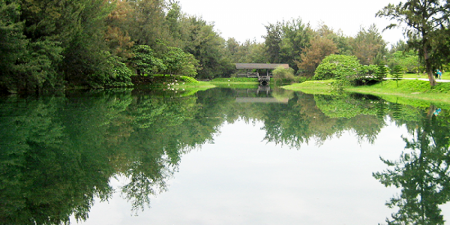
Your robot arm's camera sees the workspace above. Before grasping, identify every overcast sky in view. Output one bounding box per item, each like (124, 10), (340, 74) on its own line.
(178, 0), (404, 47)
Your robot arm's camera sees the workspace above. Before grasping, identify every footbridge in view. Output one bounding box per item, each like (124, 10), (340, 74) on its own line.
(235, 63), (290, 85)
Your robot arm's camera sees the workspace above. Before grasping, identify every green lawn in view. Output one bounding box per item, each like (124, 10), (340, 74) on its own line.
(282, 79), (450, 105)
(282, 80), (335, 95)
(387, 71), (450, 80)
(210, 77), (259, 83)
(347, 79), (450, 107)
(151, 74), (216, 95)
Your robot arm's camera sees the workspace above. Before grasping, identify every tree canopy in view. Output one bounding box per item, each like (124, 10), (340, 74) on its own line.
(376, 0), (450, 86)
(3, 0), (450, 93)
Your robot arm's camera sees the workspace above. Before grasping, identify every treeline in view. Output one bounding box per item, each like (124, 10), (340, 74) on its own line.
(0, 0), (420, 94)
(0, 0), (237, 94)
(229, 20), (420, 76)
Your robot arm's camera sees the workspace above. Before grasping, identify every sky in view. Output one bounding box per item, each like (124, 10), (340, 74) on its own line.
(178, 0), (405, 47)
(74, 119), (432, 224)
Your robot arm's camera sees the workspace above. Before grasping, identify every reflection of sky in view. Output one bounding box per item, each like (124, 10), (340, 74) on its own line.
(74, 119), (448, 225)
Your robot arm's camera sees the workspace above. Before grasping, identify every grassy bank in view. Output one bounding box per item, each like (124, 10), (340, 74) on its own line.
(148, 75), (216, 96)
(347, 79), (450, 106)
(348, 79), (450, 95)
(387, 71), (450, 80)
(282, 80), (335, 95)
(210, 77), (258, 83)
(283, 79), (450, 105)
(208, 77), (259, 89)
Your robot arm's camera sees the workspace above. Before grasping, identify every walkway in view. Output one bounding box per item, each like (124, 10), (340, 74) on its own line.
(385, 78), (450, 83)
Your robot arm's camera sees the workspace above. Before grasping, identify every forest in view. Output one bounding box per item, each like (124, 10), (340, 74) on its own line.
(1, 0), (449, 94)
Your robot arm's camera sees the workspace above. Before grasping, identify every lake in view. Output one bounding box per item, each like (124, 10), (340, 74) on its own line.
(1, 86), (450, 224)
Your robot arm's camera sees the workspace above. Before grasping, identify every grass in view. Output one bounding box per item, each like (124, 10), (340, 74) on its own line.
(350, 80), (450, 108)
(348, 79), (450, 94)
(387, 71), (450, 80)
(282, 80), (335, 95)
(209, 77), (259, 88)
(212, 83), (260, 89)
(210, 77), (259, 83)
(165, 80), (215, 90)
(283, 78), (450, 106)
(151, 74), (216, 96)
(153, 74), (200, 83)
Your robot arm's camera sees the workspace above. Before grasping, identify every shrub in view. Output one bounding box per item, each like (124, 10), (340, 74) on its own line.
(178, 76), (198, 83)
(273, 66), (295, 81)
(314, 54), (362, 81)
(360, 64), (379, 76)
(106, 56), (134, 87)
(375, 64), (388, 82)
(130, 45), (166, 76)
(390, 65), (403, 87)
(86, 52), (133, 88)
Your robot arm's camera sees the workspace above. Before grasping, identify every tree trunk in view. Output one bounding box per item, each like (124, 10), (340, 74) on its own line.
(426, 69), (436, 86)
(424, 45), (436, 86)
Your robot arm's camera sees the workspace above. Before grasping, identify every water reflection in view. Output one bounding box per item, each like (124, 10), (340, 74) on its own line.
(373, 105), (450, 224)
(0, 90), (210, 224)
(0, 88), (448, 224)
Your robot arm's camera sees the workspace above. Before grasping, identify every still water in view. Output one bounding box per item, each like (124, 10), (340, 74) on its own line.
(1, 87), (450, 224)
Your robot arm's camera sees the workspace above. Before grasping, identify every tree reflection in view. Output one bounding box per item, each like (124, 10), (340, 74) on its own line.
(262, 93), (387, 148)
(0, 90), (222, 224)
(0, 96), (114, 224)
(374, 106), (450, 224)
(2, 87), (449, 224)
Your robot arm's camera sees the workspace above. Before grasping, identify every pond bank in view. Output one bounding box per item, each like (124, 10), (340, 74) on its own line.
(282, 79), (450, 106)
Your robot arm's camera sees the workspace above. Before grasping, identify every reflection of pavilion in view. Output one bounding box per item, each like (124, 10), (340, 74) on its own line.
(234, 86), (289, 104)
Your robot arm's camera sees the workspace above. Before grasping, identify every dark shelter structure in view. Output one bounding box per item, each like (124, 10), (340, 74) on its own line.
(235, 63), (290, 85)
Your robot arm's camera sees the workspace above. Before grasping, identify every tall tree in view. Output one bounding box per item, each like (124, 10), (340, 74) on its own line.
(263, 22), (282, 63)
(390, 50), (420, 73)
(0, 0), (28, 93)
(130, 45), (165, 76)
(351, 24), (386, 65)
(279, 18), (313, 71)
(105, 0), (135, 59)
(180, 16), (232, 79)
(376, 0), (450, 86)
(164, 1), (182, 47)
(128, 0), (167, 47)
(14, 0), (83, 92)
(61, 0), (116, 87)
(390, 39), (409, 53)
(226, 38), (266, 63)
(297, 36), (338, 76)
(163, 46), (199, 77)
(225, 37), (240, 58)
(262, 19), (313, 72)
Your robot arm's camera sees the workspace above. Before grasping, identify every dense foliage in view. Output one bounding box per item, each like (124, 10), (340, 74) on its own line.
(272, 66), (295, 81)
(377, 0), (450, 86)
(314, 54), (362, 80)
(0, 0), (233, 93)
(2, 0), (450, 93)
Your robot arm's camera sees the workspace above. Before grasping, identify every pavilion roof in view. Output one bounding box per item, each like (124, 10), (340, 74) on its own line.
(235, 63), (289, 69)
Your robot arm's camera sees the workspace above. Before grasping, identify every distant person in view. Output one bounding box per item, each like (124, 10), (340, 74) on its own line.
(438, 69), (442, 79)
(434, 108), (441, 116)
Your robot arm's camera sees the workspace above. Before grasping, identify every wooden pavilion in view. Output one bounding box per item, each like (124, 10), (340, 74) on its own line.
(235, 63), (290, 85)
